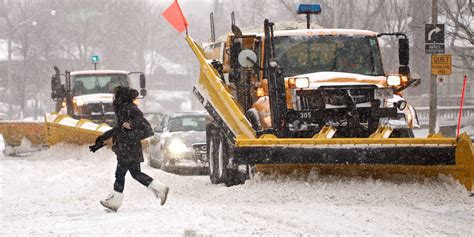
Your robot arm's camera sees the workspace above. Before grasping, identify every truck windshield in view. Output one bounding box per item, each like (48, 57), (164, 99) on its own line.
(72, 74), (129, 96)
(273, 35), (384, 77)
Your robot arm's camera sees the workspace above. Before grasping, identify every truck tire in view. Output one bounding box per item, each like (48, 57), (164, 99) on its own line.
(207, 124), (223, 184)
(207, 124), (244, 186)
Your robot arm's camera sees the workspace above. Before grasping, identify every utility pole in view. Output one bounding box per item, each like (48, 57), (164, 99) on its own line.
(428, 0), (438, 134)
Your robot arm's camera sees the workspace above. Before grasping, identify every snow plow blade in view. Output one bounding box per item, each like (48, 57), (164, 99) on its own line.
(44, 113), (149, 150)
(45, 113), (111, 146)
(0, 121), (46, 146)
(235, 133), (474, 191)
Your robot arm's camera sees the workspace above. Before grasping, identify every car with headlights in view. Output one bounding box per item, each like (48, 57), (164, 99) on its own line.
(148, 111), (209, 175)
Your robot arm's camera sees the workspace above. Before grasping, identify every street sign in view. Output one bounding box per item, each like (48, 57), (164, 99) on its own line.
(425, 24), (445, 54)
(431, 54), (452, 75)
(425, 24), (444, 43)
(425, 44), (445, 54)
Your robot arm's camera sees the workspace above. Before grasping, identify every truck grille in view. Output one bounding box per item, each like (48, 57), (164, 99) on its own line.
(192, 143), (206, 153)
(296, 86), (376, 110)
(192, 143), (207, 161)
(85, 103), (114, 115)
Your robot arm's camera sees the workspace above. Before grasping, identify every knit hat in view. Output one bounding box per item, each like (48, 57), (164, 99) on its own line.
(114, 86), (138, 102)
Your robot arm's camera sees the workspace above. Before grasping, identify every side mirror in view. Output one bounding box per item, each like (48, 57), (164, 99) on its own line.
(51, 67), (65, 99)
(139, 74), (147, 96)
(154, 126), (163, 133)
(399, 38), (409, 66)
(139, 74), (146, 88)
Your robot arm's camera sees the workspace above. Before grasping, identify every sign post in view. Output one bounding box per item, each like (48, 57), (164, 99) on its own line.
(426, 1), (443, 133)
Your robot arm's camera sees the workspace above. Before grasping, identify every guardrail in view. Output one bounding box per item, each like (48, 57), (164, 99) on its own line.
(415, 105), (474, 126)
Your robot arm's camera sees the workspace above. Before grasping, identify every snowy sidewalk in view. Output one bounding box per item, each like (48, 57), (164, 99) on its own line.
(1, 144), (473, 235)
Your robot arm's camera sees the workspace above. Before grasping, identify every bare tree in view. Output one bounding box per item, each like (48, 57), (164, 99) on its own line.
(440, 0), (473, 70)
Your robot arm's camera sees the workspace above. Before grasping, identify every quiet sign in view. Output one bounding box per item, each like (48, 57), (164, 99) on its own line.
(431, 54), (452, 75)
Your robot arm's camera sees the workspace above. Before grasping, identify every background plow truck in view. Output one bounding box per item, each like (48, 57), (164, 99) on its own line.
(1, 66), (147, 151)
(185, 4), (474, 191)
(45, 66), (148, 146)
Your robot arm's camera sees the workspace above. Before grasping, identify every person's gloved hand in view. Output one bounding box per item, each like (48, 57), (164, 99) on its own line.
(89, 143), (105, 153)
(90, 135), (107, 153)
(95, 135), (106, 144)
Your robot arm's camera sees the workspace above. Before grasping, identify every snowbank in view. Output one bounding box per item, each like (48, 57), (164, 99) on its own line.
(1, 144), (473, 235)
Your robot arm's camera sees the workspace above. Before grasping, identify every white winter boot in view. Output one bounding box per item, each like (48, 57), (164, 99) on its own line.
(100, 191), (124, 212)
(148, 180), (169, 206)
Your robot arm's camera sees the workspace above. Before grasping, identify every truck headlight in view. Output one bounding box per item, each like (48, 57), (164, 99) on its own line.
(289, 77), (310, 89)
(74, 98), (84, 106)
(167, 139), (190, 155)
(387, 75), (401, 86)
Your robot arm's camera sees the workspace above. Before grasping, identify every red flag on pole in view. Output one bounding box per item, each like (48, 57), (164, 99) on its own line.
(162, 0), (189, 33)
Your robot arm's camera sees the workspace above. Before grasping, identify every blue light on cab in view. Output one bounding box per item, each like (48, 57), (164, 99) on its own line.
(296, 3), (322, 14)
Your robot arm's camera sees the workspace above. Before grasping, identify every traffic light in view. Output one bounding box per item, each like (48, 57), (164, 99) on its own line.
(91, 54), (100, 63)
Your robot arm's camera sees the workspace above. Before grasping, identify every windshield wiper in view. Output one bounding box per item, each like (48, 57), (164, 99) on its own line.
(331, 42), (338, 71)
(368, 41), (376, 76)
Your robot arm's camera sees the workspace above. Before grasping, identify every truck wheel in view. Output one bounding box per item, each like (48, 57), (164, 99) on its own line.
(208, 125), (223, 184)
(206, 122), (245, 186)
(390, 128), (414, 138)
(208, 128), (230, 184)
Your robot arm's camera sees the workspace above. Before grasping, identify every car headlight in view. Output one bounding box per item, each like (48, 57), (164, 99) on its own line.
(74, 98), (84, 106)
(387, 75), (401, 86)
(167, 139), (190, 155)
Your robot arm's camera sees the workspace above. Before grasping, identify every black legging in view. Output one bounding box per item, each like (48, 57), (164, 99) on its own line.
(114, 162), (153, 193)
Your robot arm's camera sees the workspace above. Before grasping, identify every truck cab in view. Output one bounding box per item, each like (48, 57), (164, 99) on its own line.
(51, 67), (147, 125)
(204, 25), (421, 138)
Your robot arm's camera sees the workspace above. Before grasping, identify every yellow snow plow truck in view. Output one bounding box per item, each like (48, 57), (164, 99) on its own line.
(185, 4), (473, 191)
(45, 66), (147, 146)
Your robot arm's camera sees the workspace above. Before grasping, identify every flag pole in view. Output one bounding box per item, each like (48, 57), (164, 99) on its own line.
(456, 75), (468, 138)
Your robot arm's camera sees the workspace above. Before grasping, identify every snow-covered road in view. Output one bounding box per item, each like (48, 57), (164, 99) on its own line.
(1, 144), (473, 235)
